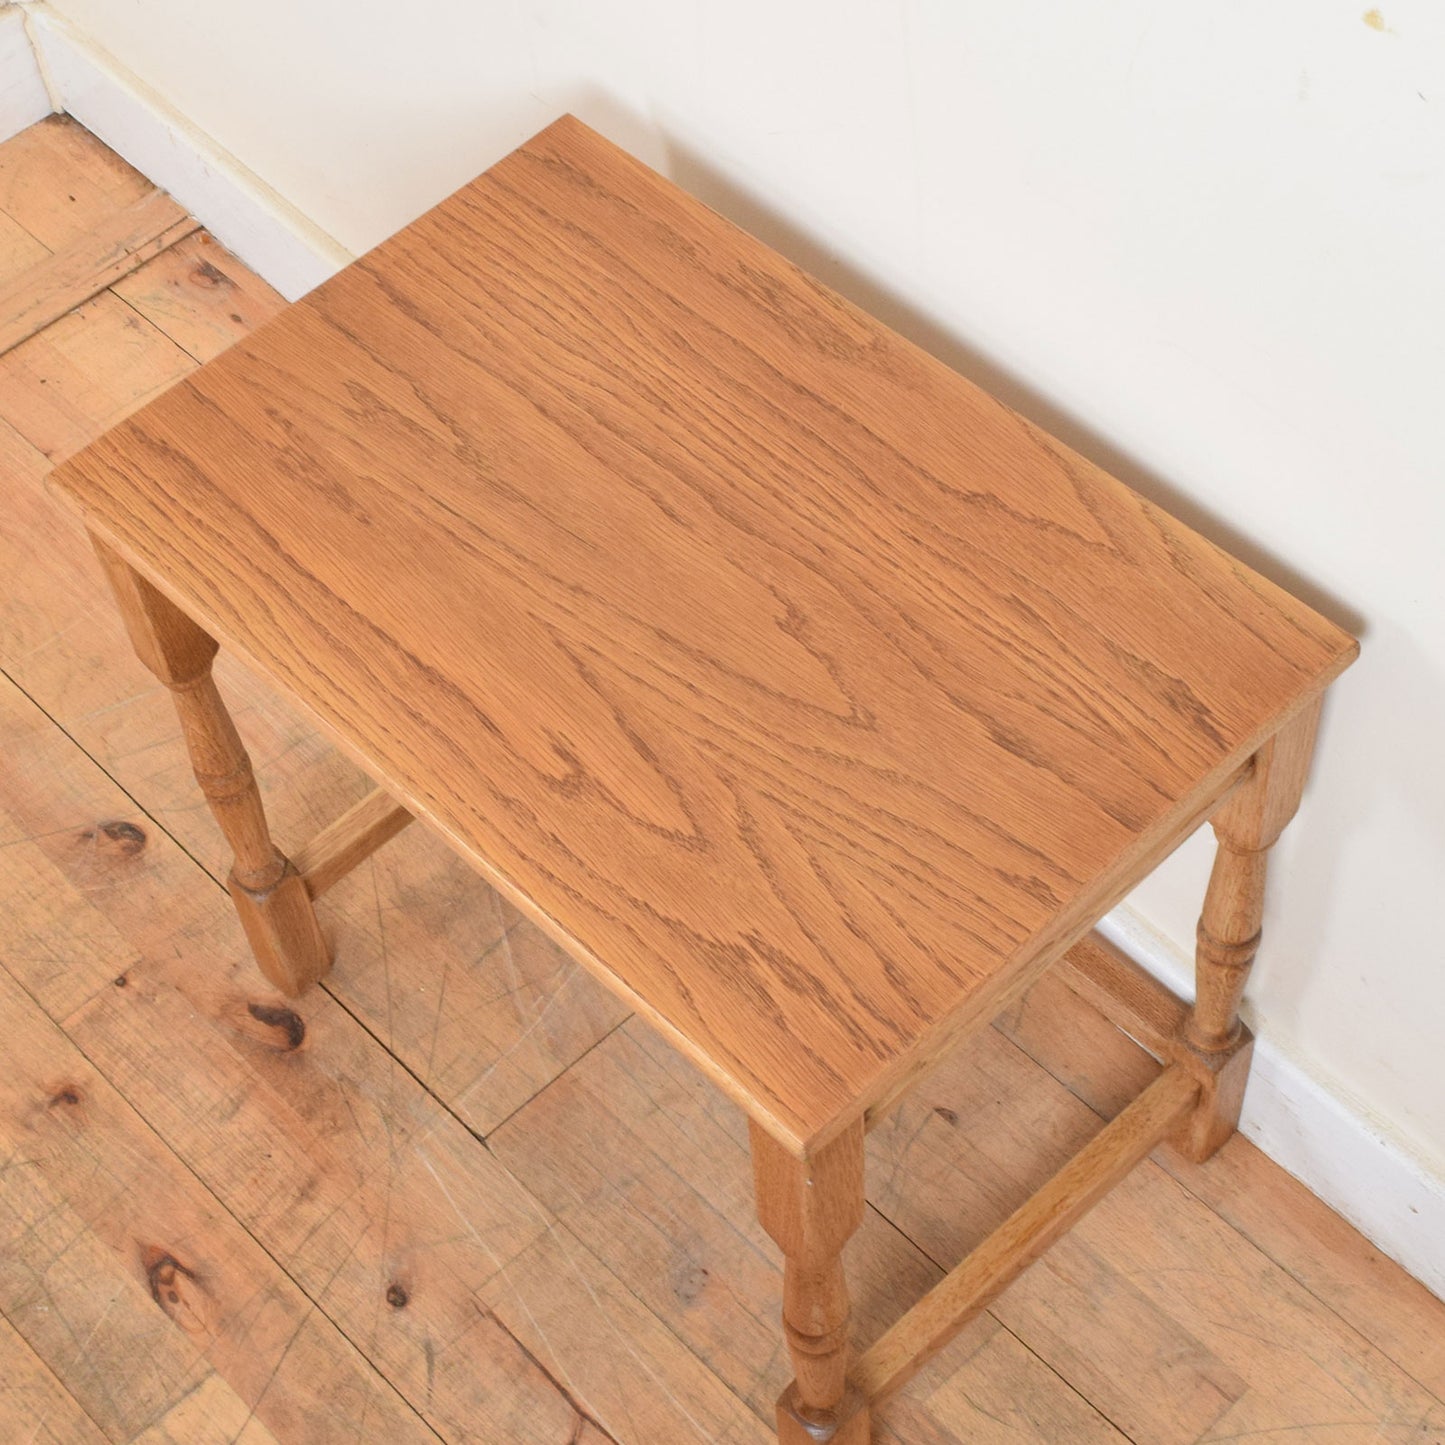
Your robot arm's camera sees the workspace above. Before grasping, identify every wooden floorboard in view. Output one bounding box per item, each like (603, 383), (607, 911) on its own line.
(110, 229), (289, 363)
(0, 956), (438, 1444)
(1, 114), (1443, 1443)
(0, 116), (154, 251)
(0, 189), (197, 355)
(0, 1311), (109, 1445)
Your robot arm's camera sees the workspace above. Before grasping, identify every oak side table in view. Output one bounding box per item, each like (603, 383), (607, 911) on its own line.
(53, 116), (1357, 1443)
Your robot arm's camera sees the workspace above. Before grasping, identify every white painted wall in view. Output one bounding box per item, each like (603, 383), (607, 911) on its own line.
(0, 5), (51, 142)
(23, 0), (1445, 1248)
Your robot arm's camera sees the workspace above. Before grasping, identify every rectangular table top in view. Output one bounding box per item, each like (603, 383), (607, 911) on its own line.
(52, 116), (1356, 1154)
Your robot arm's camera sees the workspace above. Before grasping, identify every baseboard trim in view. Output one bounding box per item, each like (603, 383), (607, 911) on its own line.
(20, 3), (350, 298)
(0, 7), (52, 145)
(1102, 904), (1445, 1301)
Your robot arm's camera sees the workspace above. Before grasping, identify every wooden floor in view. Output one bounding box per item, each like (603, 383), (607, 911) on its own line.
(0, 117), (1441, 1445)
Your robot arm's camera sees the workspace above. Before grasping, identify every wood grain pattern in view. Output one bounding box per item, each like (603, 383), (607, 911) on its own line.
(0, 205), (48, 284)
(0, 305), (631, 1144)
(112, 229), (287, 363)
(0, 1314), (107, 1445)
(912, 1328), (1128, 1445)
(0, 189), (196, 356)
(0, 677), (586, 1443)
(0, 117), (153, 251)
(0, 958), (436, 1444)
(0, 289), (193, 463)
(51, 115), (1358, 1153)
(491, 1015), (952, 1420)
(126, 1375), (282, 1444)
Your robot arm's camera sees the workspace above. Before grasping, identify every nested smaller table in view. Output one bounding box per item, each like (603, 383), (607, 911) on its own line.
(53, 116), (1356, 1443)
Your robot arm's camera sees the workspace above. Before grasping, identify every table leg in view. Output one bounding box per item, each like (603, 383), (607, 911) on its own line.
(751, 1118), (871, 1444)
(1177, 696), (1324, 1160)
(91, 535), (331, 996)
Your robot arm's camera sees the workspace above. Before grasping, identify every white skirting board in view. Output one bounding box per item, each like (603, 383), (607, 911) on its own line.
(0, 7), (53, 144)
(1102, 905), (1445, 1301)
(18, 3), (350, 298)
(2, 0), (1442, 1308)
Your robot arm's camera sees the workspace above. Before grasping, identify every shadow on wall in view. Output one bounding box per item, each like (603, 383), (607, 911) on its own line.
(552, 84), (1365, 639)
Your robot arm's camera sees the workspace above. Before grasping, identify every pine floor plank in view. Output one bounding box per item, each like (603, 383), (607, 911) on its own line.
(124, 1375), (281, 1444)
(0, 291), (193, 462)
(981, 1228), (1244, 1444)
(111, 230), (287, 362)
(0, 415), (106, 670)
(0, 190), (196, 356)
(1201, 1388), (1445, 1444)
(1174, 1151), (1445, 1409)
(0, 679), (579, 1443)
(889, 1005), (1242, 1441)
(324, 862), (633, 1136)
(491, 1016), (950, 1424)
(919, 1327), (1129, 1444)
(1085, 1168), (1445, 1443)
(491, 1013), (1149, 1442)
(998, 964), (1164, 1120)
(478, 1226), (770, 1444)
(0, 1311), (109, 1445)
(0, 117), (153, 251)
(0, 206), (48, 284)
(0, 964), (437, 1444)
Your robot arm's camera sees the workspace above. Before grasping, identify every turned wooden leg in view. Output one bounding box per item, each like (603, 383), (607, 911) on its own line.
(752, 1119), (871, 1445)
(91, 536), (331, 995)
(1176, 697), (1324, 1161)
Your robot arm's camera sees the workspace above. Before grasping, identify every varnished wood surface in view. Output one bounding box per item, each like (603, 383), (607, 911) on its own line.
(52, 114), (1356, 1152)
(0, 125), (1434, 1436)
(293, 784), (414, 898)
(752, 1119), (871, 1438)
